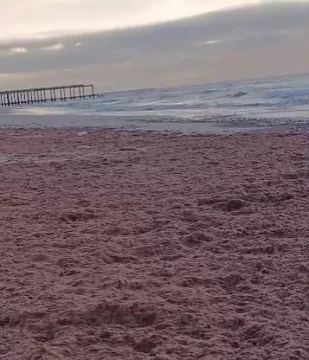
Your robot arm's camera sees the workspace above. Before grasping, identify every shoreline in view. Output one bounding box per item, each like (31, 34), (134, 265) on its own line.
(0, 110), (308, 135)
(1, 128), (308, 359)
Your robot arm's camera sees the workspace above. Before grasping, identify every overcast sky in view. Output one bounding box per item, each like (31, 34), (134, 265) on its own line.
(1, 1), (309, 91)
(1, 0), (265, 40)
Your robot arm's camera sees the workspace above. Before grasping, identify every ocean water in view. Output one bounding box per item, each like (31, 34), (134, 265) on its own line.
(2, 73), (309, 134)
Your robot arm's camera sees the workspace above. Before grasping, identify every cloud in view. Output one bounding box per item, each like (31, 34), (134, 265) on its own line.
(0, 1), (308, 90)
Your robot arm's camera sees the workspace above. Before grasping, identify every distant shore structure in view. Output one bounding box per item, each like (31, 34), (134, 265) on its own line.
(0, 84), (102, 107)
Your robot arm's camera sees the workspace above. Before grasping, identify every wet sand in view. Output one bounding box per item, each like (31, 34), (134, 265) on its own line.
(0, 128), (308, 359)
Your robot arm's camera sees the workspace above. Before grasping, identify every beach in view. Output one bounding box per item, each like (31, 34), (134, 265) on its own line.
(0, 128), (308, 359)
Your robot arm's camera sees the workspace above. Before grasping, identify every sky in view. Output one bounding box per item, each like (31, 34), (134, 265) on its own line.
(1, 0), (309, 91)
(1, 0), (262, 41)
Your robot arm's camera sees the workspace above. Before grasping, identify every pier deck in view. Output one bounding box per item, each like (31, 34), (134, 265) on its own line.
(0, 84), (99, 106)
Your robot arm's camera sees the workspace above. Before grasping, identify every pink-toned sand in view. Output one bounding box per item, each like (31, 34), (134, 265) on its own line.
(0, 128), (308, 360)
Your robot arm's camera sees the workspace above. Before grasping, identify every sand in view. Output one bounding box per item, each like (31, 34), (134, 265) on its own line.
(0, 128), (308, 359)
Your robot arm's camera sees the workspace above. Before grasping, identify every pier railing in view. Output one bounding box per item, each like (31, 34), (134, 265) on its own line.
(0, 84), (99, 106)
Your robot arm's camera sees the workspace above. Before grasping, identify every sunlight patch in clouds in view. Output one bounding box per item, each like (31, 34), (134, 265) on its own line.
(195, 40), (223, 47)
(41, 43), (64, 51)
(0, 47), (28, 57)
(10, 47), (28, 54)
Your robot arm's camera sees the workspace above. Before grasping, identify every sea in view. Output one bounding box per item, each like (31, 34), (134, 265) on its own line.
(1, 73), (309, 134)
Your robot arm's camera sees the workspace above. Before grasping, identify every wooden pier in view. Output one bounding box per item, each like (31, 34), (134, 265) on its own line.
(0, 84), (99, 107)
